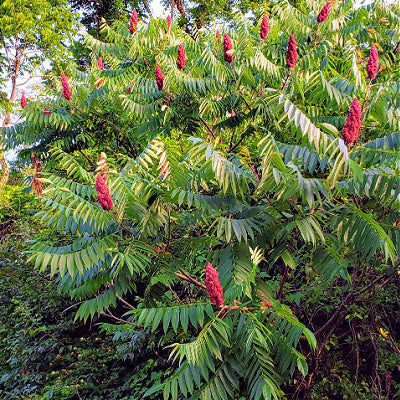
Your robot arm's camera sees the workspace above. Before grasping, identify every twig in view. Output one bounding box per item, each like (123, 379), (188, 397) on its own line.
(175, 268), (207, 290)
(169, 286), (184, 304)
(314, 291), (355, 338)
(199, 115), (216, 139)
(118, 297), (135, 310)
(228, 134), (245, 152)
(78, 149), (96, 169)
(361, 82), (371, 115)
(280, 70), (292, 92)
(350, 320), (360, 381)
(101, 310), (136, 325)
(276, 264), (290, 301)
(166, 203), (172, 251)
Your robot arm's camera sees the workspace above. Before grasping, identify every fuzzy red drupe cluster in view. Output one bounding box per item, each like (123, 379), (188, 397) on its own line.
(205, 262), (223, 307)
(21, 93), (27, 108)
(286, 34), (297, 69)
(155, 65), (164, 91)
(177, 44), (186, 70)
(96, 173), (113, 210)
(61, 74), (71, 100)
(317, 2), (332, 23)
(367, 44), (379, 80)
(129, 9), (138, 34)
(223, 33), (234, 63)
(342, 97), (362, 145)
(260, 16), (269, 40)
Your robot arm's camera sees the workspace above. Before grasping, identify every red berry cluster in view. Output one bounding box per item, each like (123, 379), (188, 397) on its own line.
(97, 56), (103, 70)
(61, 74), (71, 100)
(129, 9), (138, 34)
(205, 262), (223, 307)
(223, 33), (234, 63)
(342, 97), (362, 145)
(155, 65), (164, 90)
(167, 15), (171, 30)
(21, 93), (27, 108)
(367, 44), (379, 80)
(260, 16), (269, 40)
(96, 173), (113, 210)
(177, 44), (185, 70)
(44, 107), (50, 115)
(286, 34), (297, 69)
(317, 2), (332, 23)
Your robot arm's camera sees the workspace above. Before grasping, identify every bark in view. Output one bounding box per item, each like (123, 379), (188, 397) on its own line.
(0, 44), (23, 188)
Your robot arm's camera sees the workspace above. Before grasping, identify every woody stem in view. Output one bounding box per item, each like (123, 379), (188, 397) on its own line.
(361, 82), (371, 116)
(175, 268), (207, 290)
(280, 70), (292, 92)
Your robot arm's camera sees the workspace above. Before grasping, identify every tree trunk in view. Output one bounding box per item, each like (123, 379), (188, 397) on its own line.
(0, 152), (9, 186)
(0, 51), (22, 189)
(0, 113), (11, 188)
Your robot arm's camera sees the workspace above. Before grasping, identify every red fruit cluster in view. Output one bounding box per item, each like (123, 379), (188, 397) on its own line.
(223, 33), (234, 63)
(97, 78), (103, 88)
(44, 107), (50, 115)
(260, 16), (269, 40)
(96, 173), (113, 210)
(129, 9), (138, 34)
(216, 29), (220, 40)
(21, 93), (27, 108)
(367, 44), (379, 80)
(98, 156), (109, 181)
(317, 2), (332, 23)
(155, 65), (164, 91)
(342, 97), (362, 145)
(97, 56), (103, 70)
(61, 74), (71, 100)
(177, 44), (185, 70)
(205, 262), (223, 307)
(286, 34), (297, 69)
(167, 15), (171, 30)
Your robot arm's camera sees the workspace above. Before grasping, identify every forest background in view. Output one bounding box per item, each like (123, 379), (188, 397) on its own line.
(0, 0), (400, 399)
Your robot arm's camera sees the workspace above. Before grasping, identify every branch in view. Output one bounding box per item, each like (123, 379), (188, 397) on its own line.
(276, 264), (290, 301)
(228, 134), (245, 152)
(118, 297), (135, 310)
(142, 0), (153, 17)
(166, 203), (172, 251)
(199, 115), (216, 139)
(16, 75), (45, 87)
(101, 310), (136, 325)
(175, 268), (207, 290)
(102, 119), (137, 157)
(314, 291), (355, 338)
(280, 70), (292, 92)
(78, 149), (96, 169)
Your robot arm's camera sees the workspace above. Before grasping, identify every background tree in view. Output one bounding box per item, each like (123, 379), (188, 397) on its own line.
(0, 0), (77, 189)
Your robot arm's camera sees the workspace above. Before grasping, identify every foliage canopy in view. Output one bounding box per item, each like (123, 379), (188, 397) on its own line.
(2, 0), (400, 398)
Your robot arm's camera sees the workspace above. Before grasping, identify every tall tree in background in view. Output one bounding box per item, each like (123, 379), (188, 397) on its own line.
(0, 0), (77, 189)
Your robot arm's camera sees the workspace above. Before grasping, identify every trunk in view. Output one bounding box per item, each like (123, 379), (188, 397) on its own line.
(0, 152), (9, 186)
(0, 113), (11, 188)
(0, 51), (22, 188)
